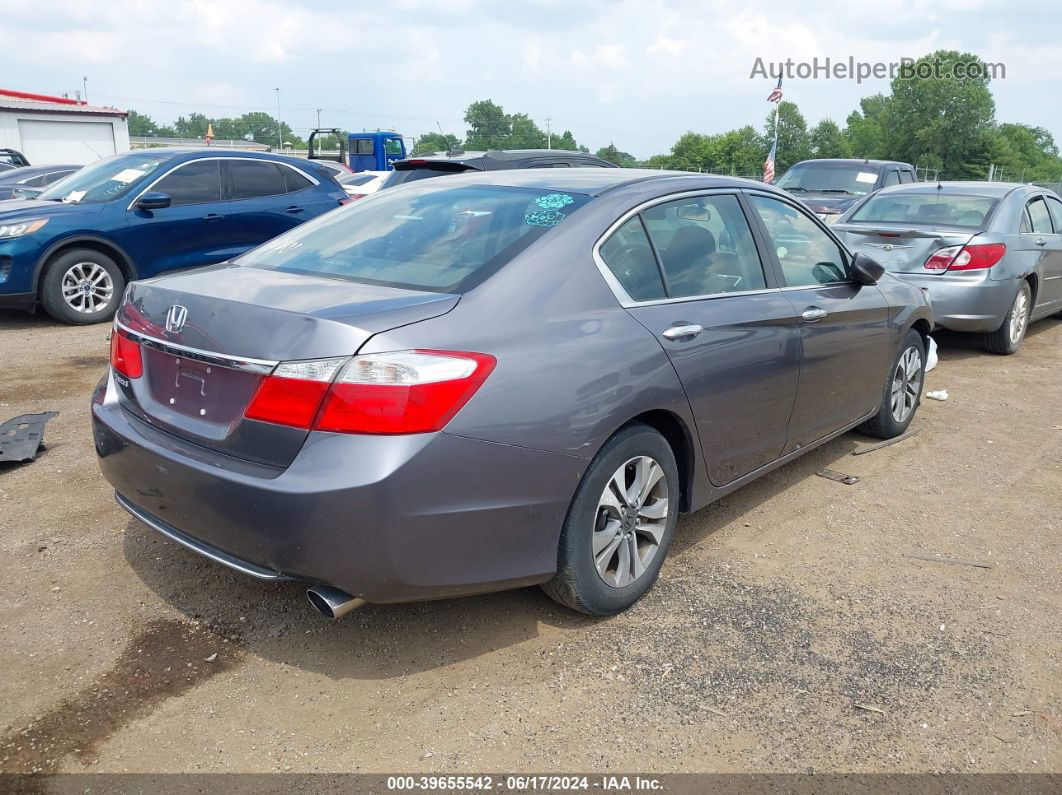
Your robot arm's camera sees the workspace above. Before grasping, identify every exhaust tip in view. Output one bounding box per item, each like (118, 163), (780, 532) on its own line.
(306, 585), (365, 619)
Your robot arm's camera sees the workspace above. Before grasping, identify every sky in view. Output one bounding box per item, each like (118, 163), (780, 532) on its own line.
(2, 0), (1060, 159)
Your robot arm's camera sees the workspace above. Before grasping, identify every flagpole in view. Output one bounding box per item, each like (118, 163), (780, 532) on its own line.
(772, 102), (779, 161)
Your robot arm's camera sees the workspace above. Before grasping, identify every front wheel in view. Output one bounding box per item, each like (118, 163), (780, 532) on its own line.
(859, 329), (926, 440)
(39, 248), (125, 325)
(982, 282), (1031, 355)
(542, 424), (679, 616)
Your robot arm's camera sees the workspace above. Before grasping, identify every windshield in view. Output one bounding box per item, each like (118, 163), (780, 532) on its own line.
(850, 193), (997, 228)
(37, 153), (170, 204)
(239, 183), (592, 292)
(776, 163), (881, 196)
(382, 165), (474, 189)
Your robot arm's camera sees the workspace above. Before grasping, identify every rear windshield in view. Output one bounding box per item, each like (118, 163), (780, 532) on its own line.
(776, 162), (881, 196)
(382, 165), (474, 188)
(850, 193), (997, 228)
(239, 183), (592, 292)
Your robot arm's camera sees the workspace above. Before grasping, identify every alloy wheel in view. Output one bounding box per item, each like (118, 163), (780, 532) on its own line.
(592, 456), (669, 588)
(61, 261), (114, 315)
(890, 345), (923, 423)
(1009, 290), (1029, 346)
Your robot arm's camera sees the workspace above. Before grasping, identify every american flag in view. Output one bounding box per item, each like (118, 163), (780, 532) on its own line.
(767, 76), (783, 103)
(763, 138), (777, 184)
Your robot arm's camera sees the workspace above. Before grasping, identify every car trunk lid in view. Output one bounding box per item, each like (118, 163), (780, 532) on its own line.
(835, 223), (979, 274)
(114, 264), (459, 468)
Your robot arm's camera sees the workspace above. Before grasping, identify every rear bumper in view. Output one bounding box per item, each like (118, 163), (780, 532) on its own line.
(92, 374), (584, 603)
(891, 272), (1019, 333)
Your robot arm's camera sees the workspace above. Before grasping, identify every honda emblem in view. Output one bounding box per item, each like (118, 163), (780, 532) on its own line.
(165, 304), (189, 334)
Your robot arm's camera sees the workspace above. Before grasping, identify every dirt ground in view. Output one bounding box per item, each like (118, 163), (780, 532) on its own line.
(0, 309), (1059, 777)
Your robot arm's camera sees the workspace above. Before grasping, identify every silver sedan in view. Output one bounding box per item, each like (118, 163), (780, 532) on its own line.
(836, 182), (1062, 354)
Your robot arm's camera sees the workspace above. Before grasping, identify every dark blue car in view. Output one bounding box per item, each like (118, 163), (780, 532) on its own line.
(0, 148), (348, 323)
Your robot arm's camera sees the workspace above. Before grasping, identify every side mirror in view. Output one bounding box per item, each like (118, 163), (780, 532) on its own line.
(136, 192), (171, 211)
(851, 251), (885, 285)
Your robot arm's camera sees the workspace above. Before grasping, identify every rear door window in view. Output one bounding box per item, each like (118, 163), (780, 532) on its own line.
(883, 170), (900, 186)
(899, 170), (915, 184)
(598, 217), (665, 301)
(1026, 197), (1053, 233)
(224, 160), (290, 200)
(152, 160), (222, 206)
(283, 166), (313, 193)
(641, 194), (766, 298)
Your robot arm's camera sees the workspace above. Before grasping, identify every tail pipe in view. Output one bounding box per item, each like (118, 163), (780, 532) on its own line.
(306, 585), (365, 619)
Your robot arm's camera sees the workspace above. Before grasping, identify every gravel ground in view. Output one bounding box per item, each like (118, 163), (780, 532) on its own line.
(0, 310), (1059, 775)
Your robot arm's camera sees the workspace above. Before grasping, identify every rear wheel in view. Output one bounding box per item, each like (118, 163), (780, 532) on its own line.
(39, 248), (125, 325)
(859, 329), (926, 440)
(982, 282), (1031, 355)
(542, 424), (679, 616)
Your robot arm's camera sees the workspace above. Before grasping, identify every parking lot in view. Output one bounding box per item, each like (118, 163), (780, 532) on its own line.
(0, 310), (1060, 775)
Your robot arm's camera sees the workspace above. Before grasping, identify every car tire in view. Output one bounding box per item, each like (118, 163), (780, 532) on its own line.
(542, 423), (680, 616)
(858, 328), (926, 440)
(39, 248), (125, 325)
(982, 282), (1031, 355)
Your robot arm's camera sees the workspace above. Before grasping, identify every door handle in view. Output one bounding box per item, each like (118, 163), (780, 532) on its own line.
(202, 213), (224, 222)
(662, 323), (703, 340)
(1035, 238), (1046, 247)
(801, 307), (828, 322)
(285, 206), (305, 214)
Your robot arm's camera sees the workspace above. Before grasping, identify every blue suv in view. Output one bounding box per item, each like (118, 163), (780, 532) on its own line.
(0, 148), (348, 324)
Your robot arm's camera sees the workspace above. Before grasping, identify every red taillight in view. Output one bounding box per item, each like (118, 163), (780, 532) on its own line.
(924, 243), (1006, 271)
(109, 328), (143, 379)
(244, 358), (346, 429)
(947, 242), (1007, 271)
(242, 351), (495, 435)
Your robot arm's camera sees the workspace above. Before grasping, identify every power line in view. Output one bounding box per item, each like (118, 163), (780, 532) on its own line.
(94, 93), (464, 126)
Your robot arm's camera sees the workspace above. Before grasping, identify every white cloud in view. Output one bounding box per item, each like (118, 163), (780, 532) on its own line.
(0, 0), (1055, 158)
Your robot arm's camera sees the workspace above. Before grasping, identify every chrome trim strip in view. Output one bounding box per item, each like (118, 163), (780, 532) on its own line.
(116, 492), (292, 581)
(115, 320), (278, 374)
(126, 155), (321, 211)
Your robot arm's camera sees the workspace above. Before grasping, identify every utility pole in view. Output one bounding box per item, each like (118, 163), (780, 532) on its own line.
(545, 116), (552, 149)
(316, 108), (322, 129)
(274, 87), (282, 150)
(82, 75), (88, 104)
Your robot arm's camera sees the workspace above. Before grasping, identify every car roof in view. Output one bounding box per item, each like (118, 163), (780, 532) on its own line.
(872, 181), (1034, 198)
(793, 158), (913, 168)
(412, 167), (784, 197)
(400, 149), (615, 166)
(0, 164), (78, 181)
(119, 147), (306, 163)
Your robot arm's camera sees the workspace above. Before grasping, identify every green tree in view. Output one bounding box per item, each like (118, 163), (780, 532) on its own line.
(713, 126), (766, 175)
(413, 132), (461, 155)
(809, 118), (851, 159)
(764, 101), (811, 173)
(127, 110), (161, 136)
(553, 130), (580, 151)
(595, 142), (636, 167)
(844, 94), (889, 159)
(509, 114), (548, 148)
(880, 50), (996, 178)
(464, 100), (511, 150)
(173, 113), (211, 138)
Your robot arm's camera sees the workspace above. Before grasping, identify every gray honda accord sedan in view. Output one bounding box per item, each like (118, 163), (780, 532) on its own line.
(92, 169), (932, 617)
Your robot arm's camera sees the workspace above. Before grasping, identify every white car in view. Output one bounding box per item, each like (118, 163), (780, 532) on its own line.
(338, 170), (388, 198)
